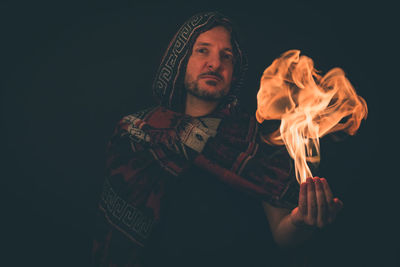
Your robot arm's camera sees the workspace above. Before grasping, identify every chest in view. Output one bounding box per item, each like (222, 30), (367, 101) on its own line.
(144, 167), (279, 267)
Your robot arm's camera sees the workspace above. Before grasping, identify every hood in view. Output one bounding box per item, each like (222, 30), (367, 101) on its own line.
(152, 11), (248, 112)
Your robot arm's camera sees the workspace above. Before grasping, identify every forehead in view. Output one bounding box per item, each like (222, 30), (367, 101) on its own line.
(194, 26), (232, 48)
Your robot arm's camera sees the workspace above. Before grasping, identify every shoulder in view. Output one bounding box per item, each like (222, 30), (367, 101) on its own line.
(118, 106), (158, 129)
(115, 106), (162, 133)
(110, 106), (159, 145)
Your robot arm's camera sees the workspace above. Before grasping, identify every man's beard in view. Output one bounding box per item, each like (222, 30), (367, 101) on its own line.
(185, 79), (229, 101)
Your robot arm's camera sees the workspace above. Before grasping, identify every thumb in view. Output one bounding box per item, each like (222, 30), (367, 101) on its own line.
(289, 207), (304, 228)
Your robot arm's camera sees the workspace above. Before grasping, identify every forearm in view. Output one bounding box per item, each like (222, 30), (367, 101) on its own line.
(263, 178), (342, 249)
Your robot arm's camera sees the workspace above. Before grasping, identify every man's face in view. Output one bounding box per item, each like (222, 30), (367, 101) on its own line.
(184, 26), (234, 101)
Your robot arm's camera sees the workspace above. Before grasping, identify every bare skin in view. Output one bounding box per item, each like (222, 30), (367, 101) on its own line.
(183, 26), (343, 248)
(263, 177), (343, 248)
(184, 26), (234, 117)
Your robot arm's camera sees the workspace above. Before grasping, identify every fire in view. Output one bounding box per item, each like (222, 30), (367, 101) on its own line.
(256, 50), (368, 183)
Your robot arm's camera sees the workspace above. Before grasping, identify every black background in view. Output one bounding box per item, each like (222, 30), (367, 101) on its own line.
(1, 1), (398, 266)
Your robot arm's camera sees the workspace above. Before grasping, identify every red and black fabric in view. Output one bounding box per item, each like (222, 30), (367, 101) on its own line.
(92, 11), (299, 267)
(92, 105), (299, 266)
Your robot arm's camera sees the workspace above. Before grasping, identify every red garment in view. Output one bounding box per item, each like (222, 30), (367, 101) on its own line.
(92, 105), (299, 266)
(92, 11), (298, 267)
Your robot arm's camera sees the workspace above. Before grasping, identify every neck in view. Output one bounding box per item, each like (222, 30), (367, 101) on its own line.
(184, 93), (219, 117)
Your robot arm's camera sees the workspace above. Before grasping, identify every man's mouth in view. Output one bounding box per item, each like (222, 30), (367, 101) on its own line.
(200, 73), (222, 81)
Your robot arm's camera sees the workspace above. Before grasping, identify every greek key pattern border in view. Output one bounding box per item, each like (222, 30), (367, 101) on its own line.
(99, 177), (155, 246)
(154, 12), (215, 97)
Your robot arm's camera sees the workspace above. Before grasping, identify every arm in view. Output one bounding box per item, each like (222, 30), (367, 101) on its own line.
(263, 177), (343, 249)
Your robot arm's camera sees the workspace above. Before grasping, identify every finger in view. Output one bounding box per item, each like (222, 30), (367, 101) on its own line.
(320, 178), (335, 222)
(333, 198), (344, 212)
(307, 177), (317, 225)
(326, 198), (343, 223)
(320, 178), (333, 201)
(314, 177), (328, 228)
(299, 182), (308, 215)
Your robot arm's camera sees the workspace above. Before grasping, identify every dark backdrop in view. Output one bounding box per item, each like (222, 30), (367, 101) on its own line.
(1, 1), (398, 266)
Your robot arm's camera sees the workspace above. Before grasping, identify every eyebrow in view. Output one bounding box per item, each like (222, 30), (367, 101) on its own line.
(195, 42), (233, 52)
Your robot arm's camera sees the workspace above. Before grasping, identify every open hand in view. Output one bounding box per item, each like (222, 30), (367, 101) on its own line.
(290, 177), (343, 229)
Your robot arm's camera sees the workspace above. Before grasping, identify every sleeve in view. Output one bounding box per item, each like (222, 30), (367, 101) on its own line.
(91, 118), (175, 267)
(240, 143), (300, 209)
(194, 114), (300, 210)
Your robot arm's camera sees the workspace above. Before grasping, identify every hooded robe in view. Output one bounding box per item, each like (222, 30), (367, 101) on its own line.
(92, 11), (299, 267)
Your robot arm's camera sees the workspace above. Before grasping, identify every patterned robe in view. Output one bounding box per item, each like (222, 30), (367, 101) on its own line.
(92, 11), (299, 267)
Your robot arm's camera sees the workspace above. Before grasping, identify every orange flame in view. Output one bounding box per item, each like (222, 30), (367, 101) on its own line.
(256, 50), (368, 183)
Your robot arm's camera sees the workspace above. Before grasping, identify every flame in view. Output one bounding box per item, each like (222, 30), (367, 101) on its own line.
(256, 50), (368, 183)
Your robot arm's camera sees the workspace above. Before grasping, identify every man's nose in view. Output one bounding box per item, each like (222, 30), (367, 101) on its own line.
(207, 53), (222, 71)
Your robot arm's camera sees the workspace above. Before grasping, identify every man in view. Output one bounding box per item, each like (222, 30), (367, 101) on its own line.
(92, 11), (343, 267)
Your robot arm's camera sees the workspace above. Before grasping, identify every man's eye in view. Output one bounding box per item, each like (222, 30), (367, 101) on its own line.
(197, 48), (207, 53)
(222, 54), (233, 61)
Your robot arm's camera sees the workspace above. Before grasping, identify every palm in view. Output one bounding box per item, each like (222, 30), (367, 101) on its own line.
(290, 177), (343, 229)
